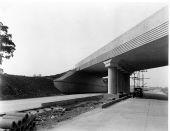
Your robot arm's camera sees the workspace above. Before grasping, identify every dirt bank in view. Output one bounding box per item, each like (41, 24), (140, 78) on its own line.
(0, 74), (62, 100)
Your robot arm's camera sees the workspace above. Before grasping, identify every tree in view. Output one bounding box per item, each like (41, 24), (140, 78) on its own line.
(0, 22), (16, 64)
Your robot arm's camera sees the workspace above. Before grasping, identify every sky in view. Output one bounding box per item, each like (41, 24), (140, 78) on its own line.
(0, 0), (169, 87)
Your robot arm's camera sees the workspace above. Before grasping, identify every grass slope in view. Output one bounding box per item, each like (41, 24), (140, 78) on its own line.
(0, 74), (63, 100)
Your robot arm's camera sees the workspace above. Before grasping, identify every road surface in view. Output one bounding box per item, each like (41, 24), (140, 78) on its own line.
(0, 93), (102, 114)
(43, 97), (168, 131)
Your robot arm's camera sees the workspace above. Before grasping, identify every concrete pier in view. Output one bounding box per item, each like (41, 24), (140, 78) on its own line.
(108, 67), (117, 94)
(104, 60), (118, 94)
(104, 59), (131, 95)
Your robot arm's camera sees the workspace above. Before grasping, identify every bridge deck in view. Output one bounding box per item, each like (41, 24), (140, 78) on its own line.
(75, 7), (168, 72)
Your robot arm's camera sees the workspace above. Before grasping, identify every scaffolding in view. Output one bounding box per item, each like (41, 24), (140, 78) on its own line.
(131, 70), (149, 90)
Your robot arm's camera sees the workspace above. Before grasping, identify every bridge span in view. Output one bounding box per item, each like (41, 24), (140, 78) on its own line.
(54, 7), (168, 95)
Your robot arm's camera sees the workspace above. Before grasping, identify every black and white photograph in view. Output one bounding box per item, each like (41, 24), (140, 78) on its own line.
(0, 0), (168, 131)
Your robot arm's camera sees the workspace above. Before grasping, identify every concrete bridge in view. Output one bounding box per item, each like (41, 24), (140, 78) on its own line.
(54, 7), (168, 96)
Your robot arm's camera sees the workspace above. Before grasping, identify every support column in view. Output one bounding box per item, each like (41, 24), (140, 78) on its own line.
(121, 73), (125, 94)
(123, 73), (127, 94)
(104, 60), (117, 94)
(119, 70), (123, 93)
(108, 67), (117, 94)
(116, 69), (119, 94)
(124, 73), (130, 94)
(117, 67), (130, 95)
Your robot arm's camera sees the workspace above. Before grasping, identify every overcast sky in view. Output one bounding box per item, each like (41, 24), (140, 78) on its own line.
(0, 0), (168, 87)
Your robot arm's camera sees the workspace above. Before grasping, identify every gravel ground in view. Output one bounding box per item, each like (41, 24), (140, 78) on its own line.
(35, 95), (112, 130)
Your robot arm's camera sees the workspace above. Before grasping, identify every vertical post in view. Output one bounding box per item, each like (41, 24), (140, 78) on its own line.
(108, 67), (117, 94)
(134, 73), (135, 89)
(104, 59), (117, 94)
(128, 74), (130, 93)
(117, 69), (121, 94)
(125, 73), (130, 94)
(119, 71), (123, 93)
(116, 69), (119, 94)
(122, 73), (126, 93)
(117, 67), (130, 95)
(142, 71), (144, 88)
